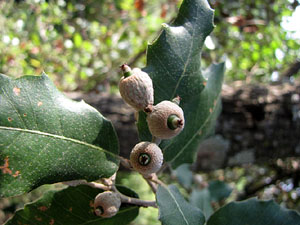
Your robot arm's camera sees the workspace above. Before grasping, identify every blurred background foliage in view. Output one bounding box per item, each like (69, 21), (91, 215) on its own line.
(0, 0), (178, 91)
(1, 0), (299, 92)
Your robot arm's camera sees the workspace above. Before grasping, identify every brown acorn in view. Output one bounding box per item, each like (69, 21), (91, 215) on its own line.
(94, 191), (121, 218)
(119, 64), (154, 111)
(147, 99), (184, 139)
(130, 142), (163, 175)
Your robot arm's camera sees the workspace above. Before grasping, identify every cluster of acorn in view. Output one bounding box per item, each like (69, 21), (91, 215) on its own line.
(93, 64), (185, 218)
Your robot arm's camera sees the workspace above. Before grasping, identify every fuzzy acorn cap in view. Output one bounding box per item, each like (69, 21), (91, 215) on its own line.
(94, 191), (121, 218)
(119, 65), (154, 111)
(147, 100), (185, 139)
(130, 142), (163, 175)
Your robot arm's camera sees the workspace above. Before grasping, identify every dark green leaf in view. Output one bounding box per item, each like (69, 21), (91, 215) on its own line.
(207, 198), (300, 225)
(0, 73), (119, 197)
(157, 184), (205, 225)
(139, 0), (225, 168)
(208, 180), (232, 202)
(136, 111), (152, 142)
(190, 188), (214, 220)
(5, 185), (139, 225)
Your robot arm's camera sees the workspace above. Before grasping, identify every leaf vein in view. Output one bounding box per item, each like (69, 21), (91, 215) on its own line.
(165, 186), (189, 225)
(42, 79), (65, 136)
(170, 4), (198, 99)
(23, 87), (39, 130)
(152, 50), (177, 83)
(52, 197), (87, 222)
(0, 126), (119, 159)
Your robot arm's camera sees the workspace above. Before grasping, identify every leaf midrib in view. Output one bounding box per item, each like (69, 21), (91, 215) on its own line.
(163, 185), (189, 225)
(0, 126), (119, 159)
(170, 2), (198, 99)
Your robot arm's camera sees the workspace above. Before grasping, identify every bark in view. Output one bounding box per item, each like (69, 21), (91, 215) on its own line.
(196, 82), (300, 170)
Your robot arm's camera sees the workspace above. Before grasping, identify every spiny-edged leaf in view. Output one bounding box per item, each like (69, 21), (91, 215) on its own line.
(5, 185), (139, 225)
(207, 198), (300, 225)
(138, 0), (225, 168)
(0, 73), (119, 198)
(190, 188), (214, 220)
(156, 184), (205, 225)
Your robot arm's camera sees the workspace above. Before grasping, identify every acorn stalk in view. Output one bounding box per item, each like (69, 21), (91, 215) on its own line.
(120, 64), (132, 78)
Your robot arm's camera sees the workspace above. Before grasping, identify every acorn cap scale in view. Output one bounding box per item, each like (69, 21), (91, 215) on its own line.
(119, 65), (154, 111)
(130, 142), (163, 175)
(147, 100), (185, 139)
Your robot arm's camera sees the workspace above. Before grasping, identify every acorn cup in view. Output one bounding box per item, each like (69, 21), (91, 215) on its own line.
(119, 64), (154, 112)
(147, 97), (185, 139)
(130, 142), (163, 176)
(94, 191), (121, 218)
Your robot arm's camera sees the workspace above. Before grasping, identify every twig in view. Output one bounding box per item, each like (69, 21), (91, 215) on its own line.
(102, 172), (117, 188)
(127, 49), (147, 67)
(143, 173), (159, 193)
(119, 193), (157, 208)
(111, 186), (157, 208)
(238, 166), (300, 200)
(152, 136), (161, 145)
(63, 180), (110, 191)
(157, 162), (169, 175)
(86, 182), (110, 191)
(144, 173), (166, 188)
(119, 156), (133, 170)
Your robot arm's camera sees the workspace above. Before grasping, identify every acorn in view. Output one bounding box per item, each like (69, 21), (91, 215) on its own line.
(130, 142), (163, 175)
(119, 64), (154, 112)
(94, 191), (121, 218)
(147, 98), (184, 139)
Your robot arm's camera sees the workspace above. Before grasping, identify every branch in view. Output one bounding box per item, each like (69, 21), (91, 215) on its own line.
(63, 180), (110, 191)
(119, 193), (157, 208)
(282, 60), (300, 78)
(127, 49), (147, 67)
(119, 156), (133, 170)
(142, 173), (159, 193)
(111, 186), (157, 208)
